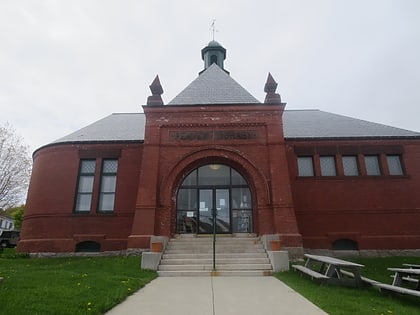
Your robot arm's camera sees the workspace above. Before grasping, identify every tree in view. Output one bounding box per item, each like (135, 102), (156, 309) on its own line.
(10, 205), (25, 229)
(0, 123), (32, 209)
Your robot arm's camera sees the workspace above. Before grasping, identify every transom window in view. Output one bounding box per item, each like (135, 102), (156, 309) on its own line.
(342, 156), (359, 176)
(365, 155), (381, 176)
(297, 156), (314, 176)
(320, 156), (337, 176)
(386, 155), (403, 175)
(296, 147), (405, 177)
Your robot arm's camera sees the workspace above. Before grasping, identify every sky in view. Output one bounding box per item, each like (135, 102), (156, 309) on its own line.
(1, 0), (420, 154)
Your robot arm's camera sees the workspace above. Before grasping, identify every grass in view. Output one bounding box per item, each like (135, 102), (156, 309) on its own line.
(1, 249), (420, 315)
(275, 256), (420, 315)
(0, 249), (157, 315)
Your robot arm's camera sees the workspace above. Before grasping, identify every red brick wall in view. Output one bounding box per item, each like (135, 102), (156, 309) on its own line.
(128, 104), (302, 248)
(19, 143), (143, 252)
(21, 107), (420, 253)
(286, 139), (420, 250)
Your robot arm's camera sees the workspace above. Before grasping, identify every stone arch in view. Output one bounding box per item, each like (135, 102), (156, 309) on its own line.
(156, 146), (271, 235)
(161, 146), (270, 205)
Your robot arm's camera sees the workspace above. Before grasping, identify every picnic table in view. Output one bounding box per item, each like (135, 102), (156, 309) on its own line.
(389, 268), (420, 289)
(372, 267), (420, 297)
(292, 254), (365, 287)
(402, 263), (420, 269)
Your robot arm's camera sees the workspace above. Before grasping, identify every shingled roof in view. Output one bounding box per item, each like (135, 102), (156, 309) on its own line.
(168, 63), (260, 105)
(52, 113), (145, 144)
(48, 110), (420, 148)
(283, 110), (420, 139)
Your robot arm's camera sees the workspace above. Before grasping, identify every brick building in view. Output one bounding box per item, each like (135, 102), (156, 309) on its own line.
(19, 41), (420, 255)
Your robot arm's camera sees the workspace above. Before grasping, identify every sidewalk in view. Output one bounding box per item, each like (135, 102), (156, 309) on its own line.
(105, 276), (328, 315)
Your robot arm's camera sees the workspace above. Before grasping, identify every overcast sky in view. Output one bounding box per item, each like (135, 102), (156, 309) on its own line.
(1, 0), (420, 154)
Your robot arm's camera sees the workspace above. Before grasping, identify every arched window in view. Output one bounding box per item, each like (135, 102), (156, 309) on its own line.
(210, 55), (218, 65)
(177, 164), (253, 234)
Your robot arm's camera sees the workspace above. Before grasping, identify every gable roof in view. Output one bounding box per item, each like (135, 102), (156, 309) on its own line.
(168, 63), (260, 105)
(47, 110), (420, 150)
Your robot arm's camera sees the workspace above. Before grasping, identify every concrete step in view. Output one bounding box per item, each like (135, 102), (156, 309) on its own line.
(170, 237), (260, 243)
(158, 264), (273, 271)
(166, 244), (264, 250)
(175, 234), (257, 239)
(158, 264), (271, 271)
(157, 270), (272, 277)
(157, 235), (273, 276)
(160, 258), (270, 265)
(162, 253), (268, 259)
(163, 248), (267, 254)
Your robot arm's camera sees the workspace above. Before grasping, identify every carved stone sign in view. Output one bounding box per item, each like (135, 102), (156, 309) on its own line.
(169, 130), (257, 141)
(214, 130), (257, 140)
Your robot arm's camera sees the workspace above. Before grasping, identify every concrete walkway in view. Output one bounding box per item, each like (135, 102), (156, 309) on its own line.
(105, 277), (328, 315)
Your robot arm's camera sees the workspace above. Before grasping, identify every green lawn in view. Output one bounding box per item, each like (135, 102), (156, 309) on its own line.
(0, 249), (157, 315)
(275, 256), (420, 315)
(2, 249), (420, 315)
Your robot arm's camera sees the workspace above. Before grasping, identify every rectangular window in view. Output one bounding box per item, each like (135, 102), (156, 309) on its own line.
(98, 159), (118, 212)
(342, 155), (359, 176)
(387, 155), (404, 175)
(320, 156), (337, 176)
(75, 160), (96, 212)
(297, 156), (314, 176)
(365, 155), (381, 176)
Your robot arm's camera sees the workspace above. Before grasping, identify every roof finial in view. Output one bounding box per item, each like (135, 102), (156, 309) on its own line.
(147, 75), (164, 106)
(210, 19), (218, 41)
(264, 73), (282, 104)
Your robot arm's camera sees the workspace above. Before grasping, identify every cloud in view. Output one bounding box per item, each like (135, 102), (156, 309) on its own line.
(1, 0), (419, 154)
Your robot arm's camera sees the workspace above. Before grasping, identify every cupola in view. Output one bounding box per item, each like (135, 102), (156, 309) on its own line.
(200, 40), (228, 74)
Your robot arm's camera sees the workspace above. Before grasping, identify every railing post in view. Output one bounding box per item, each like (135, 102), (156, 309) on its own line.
(212, 208), (216, 271)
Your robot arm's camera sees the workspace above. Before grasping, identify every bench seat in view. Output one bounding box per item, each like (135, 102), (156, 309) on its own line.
(403, 263), (420, 269)
(373, 283), (420, 297)
(390, 274), (419, 284)
(292, 265), (329, 280)
(339, 269), (378, 285)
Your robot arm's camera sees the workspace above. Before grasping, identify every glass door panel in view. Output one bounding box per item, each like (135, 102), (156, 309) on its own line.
(198, 189), (213, 234)
(215, 189), (230, 233)
(232, 187), (253, 233)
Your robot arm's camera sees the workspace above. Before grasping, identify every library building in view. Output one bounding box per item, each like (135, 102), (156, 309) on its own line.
(19, 41), (420, 259)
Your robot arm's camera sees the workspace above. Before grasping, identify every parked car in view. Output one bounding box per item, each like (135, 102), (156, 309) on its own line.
(0, 230), (20, 248)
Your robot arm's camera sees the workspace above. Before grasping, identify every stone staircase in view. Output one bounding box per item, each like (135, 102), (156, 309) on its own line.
(157, 235), (273, 276)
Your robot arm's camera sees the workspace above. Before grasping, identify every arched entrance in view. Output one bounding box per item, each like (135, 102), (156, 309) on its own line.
(176, 164), (253, 234)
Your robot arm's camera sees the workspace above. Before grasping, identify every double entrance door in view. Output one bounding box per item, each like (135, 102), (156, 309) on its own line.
(198, 189), (230, 234)
(176, 164), (253, 235)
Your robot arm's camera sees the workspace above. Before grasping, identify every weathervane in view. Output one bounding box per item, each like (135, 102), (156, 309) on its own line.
(210, 19), (218, 41)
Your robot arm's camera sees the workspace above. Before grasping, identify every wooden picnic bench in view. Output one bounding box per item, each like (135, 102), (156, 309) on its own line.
(292, 254), (365, 287)
(373, 267), (420, 298)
